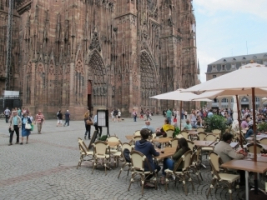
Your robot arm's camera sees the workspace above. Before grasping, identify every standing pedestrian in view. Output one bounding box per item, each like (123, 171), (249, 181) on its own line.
(8, 111), (21, 145)
(118, 109), (121, 122)
(21, 112), (32, 144)
(166, 108), (172, 123)
(94, 114), (102, 137)
(146, 109), (152, 121)
(57, 110), (63, 126)
(84, 109), (92, 139)
(4, 107), (11, 123)
(35, 110), (45, 134)
(64, 110), (70, 126)
(132, 109), (137, 122)
(17, 108), (22, 118)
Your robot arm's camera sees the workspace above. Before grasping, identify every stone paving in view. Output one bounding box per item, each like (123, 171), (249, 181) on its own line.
(0, 115), (246, 200)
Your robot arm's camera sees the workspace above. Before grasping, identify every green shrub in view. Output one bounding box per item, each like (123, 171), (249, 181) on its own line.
(257, 122), (267, 132)
(204, 115), (227, 134)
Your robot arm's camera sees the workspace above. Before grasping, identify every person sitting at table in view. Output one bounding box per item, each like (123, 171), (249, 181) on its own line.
(141, 121), (155, 133)
(135, 129), (161, 188)
(156, 119), (175, 137)
(184, 119), (192, 130)
(244, 122), (254, 139)
(241, 116), (250, 130)
(161, 138), (190, 184)
(214, 132), (247, 185)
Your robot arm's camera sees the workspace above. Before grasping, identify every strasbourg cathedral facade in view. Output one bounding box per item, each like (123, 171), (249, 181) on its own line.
(0, 0), (199, 119)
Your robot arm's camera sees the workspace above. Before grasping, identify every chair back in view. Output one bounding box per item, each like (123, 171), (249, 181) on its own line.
(209, 152), (221, 179)
(78, 137), (88, 152)
(181, 131), (189, 139)
(259, 138), (267, 145)
(187, 140), (194, 151)
(166, 129), (174, 138)
(205, 134), (217, 141)
(198, 132), (207, 141)
(133, 136), (142, 143)
(170, 138), (179, 149)
(121, 143), (134, 152)
(182, 150), (193, 171)
(247, 143), (262, 153)
(197, 128), (205, 133)
(107, 136), (121, 143)
(212, 129), (221, 137)
(94, 141), (109, 155)
(134, 130), (141, 136)
(176, 134), (184, 139)
(130, 150), (147, 171)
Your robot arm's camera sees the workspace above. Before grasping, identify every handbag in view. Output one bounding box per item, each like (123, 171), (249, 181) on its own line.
(25, 122), (32, 130)
(86, 119), (93, 125)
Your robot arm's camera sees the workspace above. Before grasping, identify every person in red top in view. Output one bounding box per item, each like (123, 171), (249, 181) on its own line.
(35, 110), (45, 134)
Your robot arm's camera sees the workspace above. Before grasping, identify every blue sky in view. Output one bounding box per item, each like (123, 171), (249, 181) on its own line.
(193, 0), (267, 82)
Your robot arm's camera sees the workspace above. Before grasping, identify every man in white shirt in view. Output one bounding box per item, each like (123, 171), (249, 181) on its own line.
(4, 107), (11, 123)
(93, 114), (102, 137)
(141, 121), (155, 133)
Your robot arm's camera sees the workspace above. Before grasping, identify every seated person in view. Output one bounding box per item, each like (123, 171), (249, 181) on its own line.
(141, 121), (155, 133)
(184, 119), (192, 130)
(244, 122), (254, 138)
(214, 132), (247, 184)
(161, 138), (190, 183)
(156, 119), (174, 137)
(241, 116), (250, 130)
(135, 129), (161, 187)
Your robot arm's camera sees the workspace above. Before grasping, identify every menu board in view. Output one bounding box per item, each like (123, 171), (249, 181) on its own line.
(97, 110), (107, 127)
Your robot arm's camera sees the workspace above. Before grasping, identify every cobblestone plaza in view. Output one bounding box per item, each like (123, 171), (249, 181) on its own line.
(0, 116), (246, 200)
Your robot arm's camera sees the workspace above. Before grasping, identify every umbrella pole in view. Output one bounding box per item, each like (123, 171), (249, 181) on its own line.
(252, 87), (258, 195)
(235, 95), (243, 148)
(180, 101), (182, 130)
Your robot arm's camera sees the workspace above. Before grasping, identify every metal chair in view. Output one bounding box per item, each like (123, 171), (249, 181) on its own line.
(77, 137), (94, 169)
(198, 132), (207, 141)
(128, 150), (158, 195)
(164, 150), (194, 195)
(206, 152), (240, 200)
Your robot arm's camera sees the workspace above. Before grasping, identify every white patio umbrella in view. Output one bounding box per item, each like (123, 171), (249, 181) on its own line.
(183, 62), (267, 197)
(150, 88), (213, 129)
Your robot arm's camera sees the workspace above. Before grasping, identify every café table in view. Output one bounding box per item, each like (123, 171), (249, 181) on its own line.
(152, 137), (172, 144)
(125, 135), (134, 141)
(156, 147), (176, 161)
(194, 140), (215, 147)
(245, 153), (267, 163)
(246, 134), (267, 142)
(221, 160), (267, 200)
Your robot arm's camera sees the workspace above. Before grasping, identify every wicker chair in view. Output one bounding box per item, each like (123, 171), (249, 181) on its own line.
(134, 130), (141, 136)
(164, 150), (194, 195)
(206, 152), (240, 200)
(189, 149), (203, 184)
(118, 143), (134, 179)
(92, 141), (110, 175)
(198, 132), (207, 141)
(197, 127), (205, 133)
(128, 150), (158, 195)
(77, 137), (94, 169)
(187, 140), (195, 151)
(169, 138), (179, 149)
(212, 129), (221, 139)
(181, 131), (189, 140)
(259, 137), (267, 145)
(165, 129), (174, 138)
(247, 143), (262, 153)
(106, 135), (122, 166)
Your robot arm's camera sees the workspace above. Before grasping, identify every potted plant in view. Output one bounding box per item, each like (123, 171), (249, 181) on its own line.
(204, 115), (227, 135)
(257, 122), (267, 132)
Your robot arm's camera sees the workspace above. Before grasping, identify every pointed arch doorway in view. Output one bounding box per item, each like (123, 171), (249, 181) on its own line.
(87, 50), (107, 111)
(140, 51), (158, 113)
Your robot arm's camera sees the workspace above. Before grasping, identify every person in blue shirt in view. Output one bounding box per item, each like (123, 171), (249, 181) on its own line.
(135, 129), (161, 188)
(141, 121), (155, 133)
(244, 122), (254, 138)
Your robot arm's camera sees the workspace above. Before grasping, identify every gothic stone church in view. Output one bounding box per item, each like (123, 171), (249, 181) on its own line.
(1, 0), (199, 119)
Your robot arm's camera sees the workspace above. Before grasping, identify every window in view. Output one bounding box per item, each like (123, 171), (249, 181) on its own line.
(255, 97), (260, 102)
(222, 65), (225, 70)
(221, 98), (228, 103)
(231, 64), (236, 70)
(213, 75), (217, 78)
